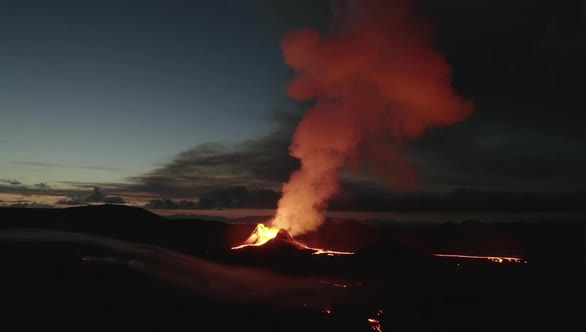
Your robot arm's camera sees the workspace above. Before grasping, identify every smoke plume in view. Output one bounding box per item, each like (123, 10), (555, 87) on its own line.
(272, 0), (473, 235)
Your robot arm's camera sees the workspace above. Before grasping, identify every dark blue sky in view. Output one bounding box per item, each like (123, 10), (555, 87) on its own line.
(1, 0), (585, 208)
(0, 0), (293, 186)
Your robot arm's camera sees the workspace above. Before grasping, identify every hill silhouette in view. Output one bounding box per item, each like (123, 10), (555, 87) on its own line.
(0, 205), (251, 259)
(0, 204), (584, 331)
(1, 204), (585, 268)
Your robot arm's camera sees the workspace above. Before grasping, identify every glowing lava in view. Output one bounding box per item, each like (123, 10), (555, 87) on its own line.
(367, 318), (382, 332)
(433, 254), (525, 263)
(231, 224), (279, 249)
(368, 309), (384, 332)
(231, 223), (354, 256)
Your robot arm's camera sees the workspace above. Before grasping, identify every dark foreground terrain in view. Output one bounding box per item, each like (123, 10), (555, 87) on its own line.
(0, 205), (584, 331)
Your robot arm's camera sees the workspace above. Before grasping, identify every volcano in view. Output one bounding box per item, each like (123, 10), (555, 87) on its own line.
(232, 224), (354, 256)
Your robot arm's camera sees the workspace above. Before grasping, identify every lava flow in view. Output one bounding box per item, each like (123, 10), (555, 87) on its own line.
(433, 254), (525, 263)
(231, 223), (354, 256)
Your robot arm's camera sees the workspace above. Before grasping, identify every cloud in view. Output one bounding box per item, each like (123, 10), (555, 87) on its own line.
(8, 161), (64, 168)
(129, 106), (303, 198)
(80, 166), (121, 171)
(56, 187), (126, 205)
(0, 179), (22, 185)
(55, 196), (87, 206)
(85, 186), (106, 202)
(411, 125), (586, 192)
(34, 182), (51, 191)
(144, 186), (281, 210)
(329, 186), (586, 213)
(390, 0), (586, 193)
(1, 202), (55, 209)
(0, 182), (59, 196)
(7, 161), (120, 171)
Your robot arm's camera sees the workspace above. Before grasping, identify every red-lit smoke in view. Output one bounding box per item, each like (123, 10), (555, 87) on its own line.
(272, 0), (473, 235)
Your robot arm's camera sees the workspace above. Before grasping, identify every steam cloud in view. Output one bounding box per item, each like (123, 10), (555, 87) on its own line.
(272, 0), (473, 235)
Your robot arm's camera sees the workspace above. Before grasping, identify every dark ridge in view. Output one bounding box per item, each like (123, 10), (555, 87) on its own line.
(0, 205), (252, 259)
(1, 205), (585, 268)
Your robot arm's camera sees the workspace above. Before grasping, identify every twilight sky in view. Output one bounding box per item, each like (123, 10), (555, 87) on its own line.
(1, 0), (585, 208)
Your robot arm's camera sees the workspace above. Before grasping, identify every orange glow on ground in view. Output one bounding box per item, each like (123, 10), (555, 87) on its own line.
(433, 254), (525, 263)
(367, 309), (384, 332)
(231, 223), (354, 256)
(367, 318), (382, 332)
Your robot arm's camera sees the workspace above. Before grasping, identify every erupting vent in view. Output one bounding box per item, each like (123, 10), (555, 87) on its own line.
(232, 224), (354, 256)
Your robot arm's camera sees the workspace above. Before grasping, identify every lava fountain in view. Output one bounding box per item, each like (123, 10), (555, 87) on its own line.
(234, 0), (473, 252)
(232, 224), (279, 248)
(231, 223), (353, 256)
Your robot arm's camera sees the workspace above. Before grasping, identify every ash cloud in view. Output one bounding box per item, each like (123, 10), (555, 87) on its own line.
(129, 107), (303, 197)
(144, 186), (281, 210)
(271, 0), (473, 235)
(407, 0), (586, 192)
(122, 0), (586, 205)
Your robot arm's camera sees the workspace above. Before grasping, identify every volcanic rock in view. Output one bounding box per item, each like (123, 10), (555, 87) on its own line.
(233, 228), (315, 261)
(265, 229), (312, 251)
